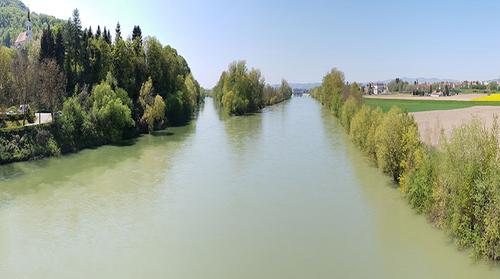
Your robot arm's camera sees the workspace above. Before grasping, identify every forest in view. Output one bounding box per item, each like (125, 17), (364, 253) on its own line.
(0, 8), (202, 163)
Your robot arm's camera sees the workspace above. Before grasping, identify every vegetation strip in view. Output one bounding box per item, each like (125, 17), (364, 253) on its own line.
(365, 98), (500, 113)
(212, 61), (292, 115)
(312, 69), (500, 261)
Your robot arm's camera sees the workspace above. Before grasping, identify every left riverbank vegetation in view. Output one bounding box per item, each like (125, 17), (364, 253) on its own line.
(213, 61), (292, 115)
(0, 8), (202, 164)
(312, 68), (500, 262)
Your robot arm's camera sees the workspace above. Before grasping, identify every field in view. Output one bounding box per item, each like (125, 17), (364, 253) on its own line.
(472, 94), (500, 101)
(365, 98), (500, 112)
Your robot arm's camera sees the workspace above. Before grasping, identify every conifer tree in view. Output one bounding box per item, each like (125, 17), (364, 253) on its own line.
(115, 22), (122, 42)
(96, 25), (102, 38)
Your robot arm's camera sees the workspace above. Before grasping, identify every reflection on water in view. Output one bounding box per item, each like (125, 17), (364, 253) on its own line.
(0, 97), (499, 278)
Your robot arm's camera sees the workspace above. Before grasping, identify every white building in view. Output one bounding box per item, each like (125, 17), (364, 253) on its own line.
(14, 11), (32, 49)
(373, 83), (387, 95)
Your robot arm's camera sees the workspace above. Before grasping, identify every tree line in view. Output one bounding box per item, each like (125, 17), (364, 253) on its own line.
(313, 68), (500, 262)
(213, 61), (292, 115)
(0, 9), (202, 136)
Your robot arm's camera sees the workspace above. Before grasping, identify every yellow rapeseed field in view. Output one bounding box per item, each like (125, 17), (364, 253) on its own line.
(473, 94), (500, 101)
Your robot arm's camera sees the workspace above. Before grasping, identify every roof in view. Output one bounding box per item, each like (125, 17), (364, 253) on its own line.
(15, 31), (28, 45)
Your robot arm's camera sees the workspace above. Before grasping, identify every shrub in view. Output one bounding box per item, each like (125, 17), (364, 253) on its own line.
(432, 119), (499, 250)
(400, 147), (436, 214)
(350, 105), (372, 150)
(91, 82), (134, 142)
(340, 97), (360, 131)
(365, 107), (384, 161)
(374, 107), (417, 182)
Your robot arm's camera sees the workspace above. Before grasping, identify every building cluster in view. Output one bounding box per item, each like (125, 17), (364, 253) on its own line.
(363, 79), (498, 96)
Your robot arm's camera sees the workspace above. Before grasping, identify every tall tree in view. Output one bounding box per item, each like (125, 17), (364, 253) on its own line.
(54, 30), (65, 69)
(132, 25), (143, 54)
(115, 22), (121, 42)
(96, 25), (102, 38)
(40, 25), (55, 61)
(38, 59), (66, 117)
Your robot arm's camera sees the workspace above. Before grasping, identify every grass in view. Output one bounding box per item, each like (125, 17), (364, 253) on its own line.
(459, 88), (489, 94)
(365, 98), (500, 113)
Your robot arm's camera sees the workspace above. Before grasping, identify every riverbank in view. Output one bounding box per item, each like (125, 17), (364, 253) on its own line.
(313, 69), (500, 262)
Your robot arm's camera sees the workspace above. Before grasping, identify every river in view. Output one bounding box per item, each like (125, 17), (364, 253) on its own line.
(0, 97), (499, 278)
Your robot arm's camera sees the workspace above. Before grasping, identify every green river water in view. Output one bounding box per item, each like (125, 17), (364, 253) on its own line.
(0, 97), (499, 278)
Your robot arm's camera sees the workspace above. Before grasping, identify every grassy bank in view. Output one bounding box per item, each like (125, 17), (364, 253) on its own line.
(365, 98), (500, 112)
(314, 69), (500, 261)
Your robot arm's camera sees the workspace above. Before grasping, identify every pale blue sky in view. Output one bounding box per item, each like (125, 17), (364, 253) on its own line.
(23, 0), (500, 87)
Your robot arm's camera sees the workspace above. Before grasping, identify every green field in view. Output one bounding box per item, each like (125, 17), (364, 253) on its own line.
(365, 98), (500, 113)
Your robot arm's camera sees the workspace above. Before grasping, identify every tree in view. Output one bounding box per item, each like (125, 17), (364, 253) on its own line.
(132, 25), (143, 54)
(63, 9), (83, 93)
(320, 68), (345, 116)
(39, 59), (66, 117)
(96, 25), (102, 38)
(488, 82), (498, 93)
(40, 25), (55, 61)
(115, 22), (121, 42)
(90, 82), (134, 142)
(112, 38), (134, 96)
(139, 78), (166, 132)
(54, 30), (65, 69)
(213, 61), (266, 115)
(11, 51), (36, 124)
(0, 46), (13, 109)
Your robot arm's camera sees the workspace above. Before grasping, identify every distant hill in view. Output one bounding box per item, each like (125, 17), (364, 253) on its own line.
(0, 0), (64, 47)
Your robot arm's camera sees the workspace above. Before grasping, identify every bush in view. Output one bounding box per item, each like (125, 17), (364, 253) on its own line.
(365, 107), (384, 161)
(374, 107), (417, 182)
(400, 147), (436, 214)
(340, 97), (360, 131)
(350, 105), (372, 150)
(432, 119), (500, 251)
(91, 82), (134, 142)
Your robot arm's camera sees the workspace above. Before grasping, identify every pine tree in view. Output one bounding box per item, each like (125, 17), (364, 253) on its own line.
(96, 25), (102, 38)
(132, 25), (142, 41)
(54, 30), (65, 69)
(88, 26), (93, 39)
(103, 27), (111, 44)
(115, 22), (122, 42)
(40, 25), (55, 61)
(107, 30), (112, 44)
(132, 25), (143, 54)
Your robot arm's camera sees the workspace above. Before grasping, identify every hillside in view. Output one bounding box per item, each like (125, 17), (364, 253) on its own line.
(0, 0), (63, 47)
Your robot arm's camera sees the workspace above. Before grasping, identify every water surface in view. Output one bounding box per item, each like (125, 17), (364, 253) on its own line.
(0, 97), (499, 278)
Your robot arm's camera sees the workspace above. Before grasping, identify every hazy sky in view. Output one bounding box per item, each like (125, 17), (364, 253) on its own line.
(22, 0), (500, 87)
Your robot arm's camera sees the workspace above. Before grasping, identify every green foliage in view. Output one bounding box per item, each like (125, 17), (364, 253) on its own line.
(432, 119), (500, 252)
(139, 78), (166, 132)
(91, 82), (134, 142)
(387, 78), (412, 93)
(374, 107), (417, 182)
(213, 61), (265, 115)
(214, 61), (291, 115)
(340, 97), (359, 132)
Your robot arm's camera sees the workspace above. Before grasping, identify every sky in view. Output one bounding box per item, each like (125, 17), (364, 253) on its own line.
(22, 0), (500, 88)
